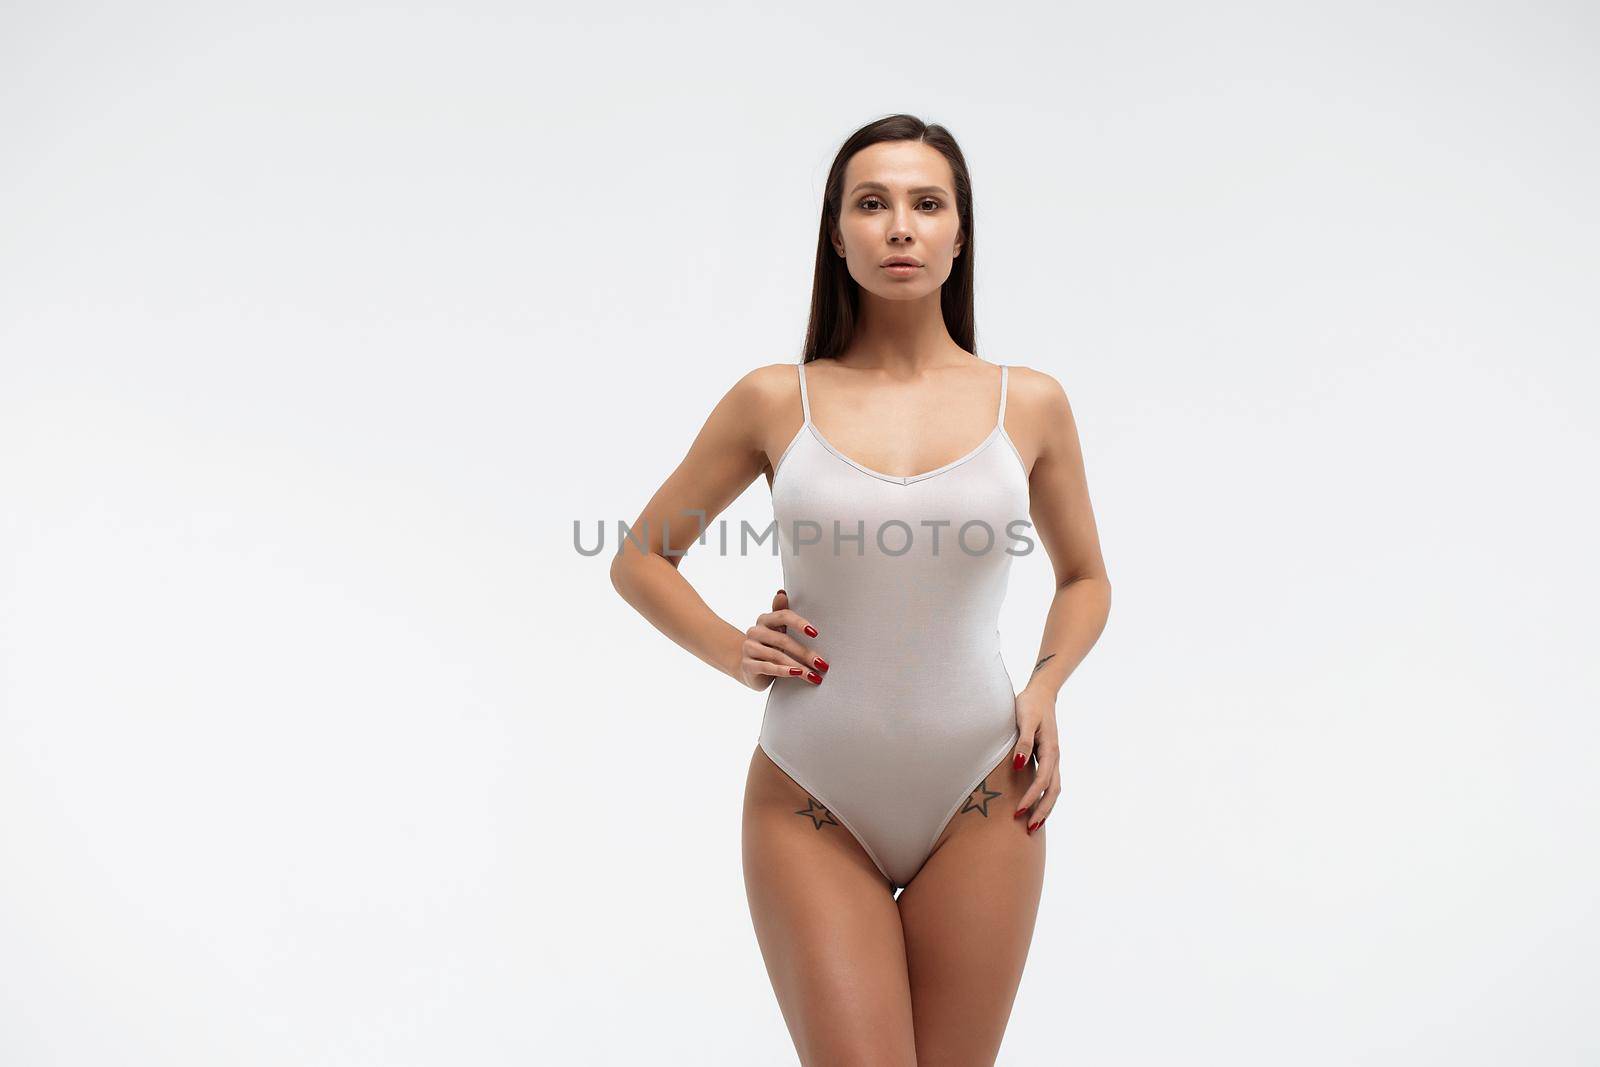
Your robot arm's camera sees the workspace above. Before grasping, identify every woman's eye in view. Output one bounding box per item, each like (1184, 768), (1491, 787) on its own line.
(858, 196), (941, 210)
(857, 195), (940, 211)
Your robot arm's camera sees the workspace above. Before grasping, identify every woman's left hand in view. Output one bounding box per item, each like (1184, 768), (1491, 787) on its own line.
(1011, 685), (1061, 833)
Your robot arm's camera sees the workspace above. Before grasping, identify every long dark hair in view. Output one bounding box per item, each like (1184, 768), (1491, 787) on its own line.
(800, 114), (977, 365)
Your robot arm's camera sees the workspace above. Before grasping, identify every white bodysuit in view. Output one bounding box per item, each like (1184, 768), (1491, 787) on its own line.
(758, 359), (1031, 889)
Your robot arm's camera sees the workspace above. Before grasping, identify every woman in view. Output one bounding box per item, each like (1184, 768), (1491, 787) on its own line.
(609, 114), (1111, 1065)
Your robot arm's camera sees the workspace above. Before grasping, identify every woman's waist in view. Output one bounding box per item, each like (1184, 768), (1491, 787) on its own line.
(778, 596), (1002, 642)
(770, 641), (1012, 704)
(788, 623), (1003, 670)
(762, 658), (1018, 742)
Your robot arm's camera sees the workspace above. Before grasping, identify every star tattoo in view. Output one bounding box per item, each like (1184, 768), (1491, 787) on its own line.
(795, 797), (839, 830)
(960, 777), (1003, 817)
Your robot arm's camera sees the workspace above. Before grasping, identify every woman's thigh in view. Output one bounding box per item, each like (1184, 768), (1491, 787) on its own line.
(741, 743), (917, 1067)
(897, 749), (1047, 1067)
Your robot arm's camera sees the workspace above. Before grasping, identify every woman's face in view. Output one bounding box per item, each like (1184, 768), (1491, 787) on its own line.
(831, 140), (963, 301)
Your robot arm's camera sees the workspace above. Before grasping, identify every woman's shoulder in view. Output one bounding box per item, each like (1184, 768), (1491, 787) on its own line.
(999, 362), (1073, 409)
(727, 361), (803, 408)
(997, 362), (1083, 453)
(709, 363), (805, 437)
(998, 362), (1087, 472)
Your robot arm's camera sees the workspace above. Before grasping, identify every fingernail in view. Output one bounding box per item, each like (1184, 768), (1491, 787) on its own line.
(813, 657), (828, 671)
(789, 667), (803, 675)
(1013, 808), (1028, 819)
(803, 625), (818, 637)
(1013, 753), (1026, 770)
(777, 589), (785, 595)
(806, 671), (822, 684)
(1028, 821), (1039, 832)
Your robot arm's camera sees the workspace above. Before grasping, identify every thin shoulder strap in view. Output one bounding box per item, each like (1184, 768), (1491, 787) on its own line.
(797, 361), (813, 425)
(996, 364), (1009, 428)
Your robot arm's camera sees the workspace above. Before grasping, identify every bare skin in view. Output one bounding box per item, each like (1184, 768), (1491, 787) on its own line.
(611, 139), (1111, 1064)
(743, 726), (1048, 1065)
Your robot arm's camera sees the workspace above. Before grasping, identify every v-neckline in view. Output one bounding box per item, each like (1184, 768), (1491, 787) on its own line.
(789, 359), (1011, 486)
(804, 421), (1004, 485)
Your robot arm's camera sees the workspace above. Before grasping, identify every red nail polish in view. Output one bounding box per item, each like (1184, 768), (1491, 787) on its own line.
(813, 657), (828, 671)
(1028, 821), (1039, 832)
(806, 671), (822, 684)
(777, 589), (785, 595)
(1013, 753), (1026, 770)
(789, 667), (803, 675)
(803, 625), (818, 637)
(1014, 808), (1028, 819)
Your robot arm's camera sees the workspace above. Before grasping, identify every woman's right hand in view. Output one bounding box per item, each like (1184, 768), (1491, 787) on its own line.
(738, 588), (829, 691)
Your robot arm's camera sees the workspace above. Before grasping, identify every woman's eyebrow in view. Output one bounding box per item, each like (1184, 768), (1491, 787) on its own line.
(847, 181), (951, 198)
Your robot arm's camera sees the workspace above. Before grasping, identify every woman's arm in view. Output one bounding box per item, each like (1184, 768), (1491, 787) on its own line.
(1018, 368), (1112, 699)
(608, 365), (783, 686)
(1009, 367), (1112, 830)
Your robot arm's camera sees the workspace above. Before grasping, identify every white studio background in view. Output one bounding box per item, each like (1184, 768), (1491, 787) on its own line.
(1, 2), (1595, 1065)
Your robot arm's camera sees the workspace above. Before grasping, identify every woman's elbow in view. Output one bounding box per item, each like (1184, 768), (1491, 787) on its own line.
(609, 551), (636, 601)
